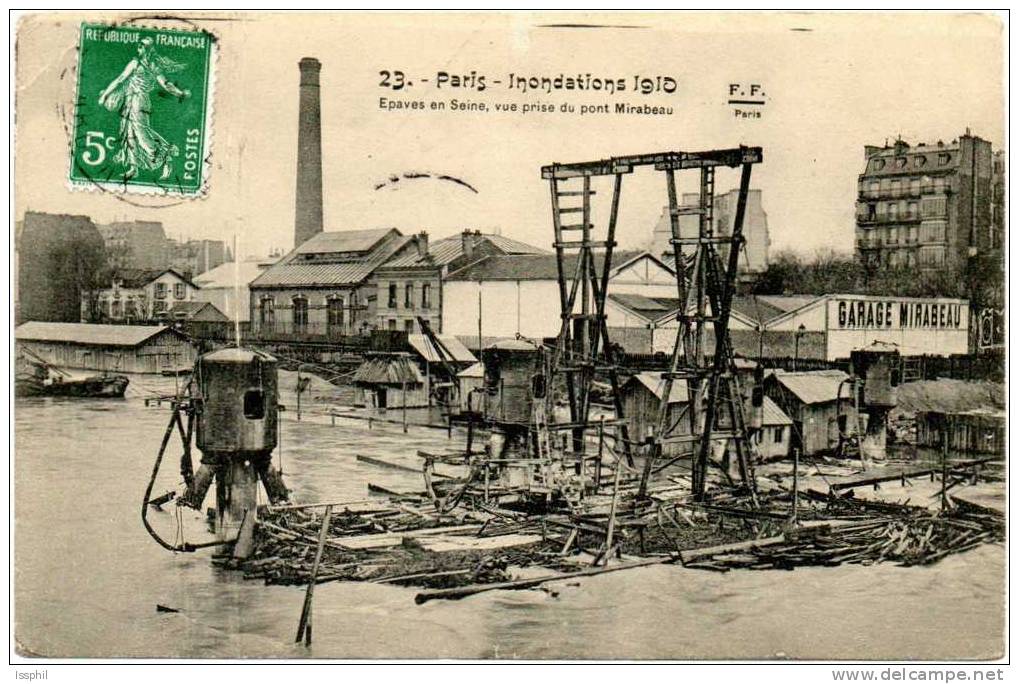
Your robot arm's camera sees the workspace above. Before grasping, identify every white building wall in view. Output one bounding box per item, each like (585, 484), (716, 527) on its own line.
(194, 287), (248, 322)
(823, 296), (969, 359)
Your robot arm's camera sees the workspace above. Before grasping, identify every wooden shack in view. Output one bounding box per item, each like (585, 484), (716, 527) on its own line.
(915, 409), (1005, 455)
(763, 370), (857, 457)
(752, 396), (794, 461)
(456, 362), (485, 413)
(14, 321), (196, 374)
(621, 372), (693, 456)
(352, 353), (428, 409)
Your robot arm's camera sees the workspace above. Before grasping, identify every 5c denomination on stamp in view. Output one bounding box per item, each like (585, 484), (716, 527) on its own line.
(69, 22), (215, 196)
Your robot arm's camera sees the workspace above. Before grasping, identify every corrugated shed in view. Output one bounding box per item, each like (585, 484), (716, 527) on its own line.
(771, 370), (850, 405)
(407, 334), (477, 364)
(352, 354), (423, 386)
(15, 322), (176, 347)
(626, 372), (689, 404)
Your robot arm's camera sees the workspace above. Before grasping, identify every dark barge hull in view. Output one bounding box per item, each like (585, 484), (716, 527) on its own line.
(16, 375), (130, 398)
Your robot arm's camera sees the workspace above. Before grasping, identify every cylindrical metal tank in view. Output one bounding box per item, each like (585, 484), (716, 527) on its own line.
(481, 340), (540, 426)
(195, 348), (279, 455)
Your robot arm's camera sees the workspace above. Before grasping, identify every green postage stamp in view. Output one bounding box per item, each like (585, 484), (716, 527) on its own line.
(69, 22), (215, 196)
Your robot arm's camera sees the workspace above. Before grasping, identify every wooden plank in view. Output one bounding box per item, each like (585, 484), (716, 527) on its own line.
(830, 457), (998, 491)
(356, 453), (452, 479)
(295, 504), (332, 646)
(679, 534), (787, 565)
(417, 533), (544, 553)
(332, 524), (482, 550)
(415, 555), (675, 604)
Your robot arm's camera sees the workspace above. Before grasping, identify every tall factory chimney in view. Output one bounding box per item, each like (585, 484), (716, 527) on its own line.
(294, 57), (324, 249)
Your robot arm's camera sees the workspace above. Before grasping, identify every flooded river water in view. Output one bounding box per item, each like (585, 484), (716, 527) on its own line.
(14, 378), (1005, 659)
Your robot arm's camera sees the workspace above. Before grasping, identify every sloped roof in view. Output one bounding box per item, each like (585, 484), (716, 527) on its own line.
(770, 370), (850, 405)
(381, 234), (547, 269)
(194, 259), (278, 289)
(609, 293), (681, 322)
(114, 267), (195, 289)
(352, 354), (423, 386)
(162, 301), (228, 321)
(407, 334), (477, 364)
(447, 250), (644, 281)
(485, 235), (551, 255)
(457, 362), (485, 378)
(624, 372), (689, 404)
(15, 322), (178, 347)
(761, 396), (793, 426)
(756, 295), (823, 314)
(251, 231), (410, 288)
(293, 228), (396, 255)
(730, 296), (787, 325)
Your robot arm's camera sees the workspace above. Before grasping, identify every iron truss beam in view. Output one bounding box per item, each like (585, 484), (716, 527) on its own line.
(541, 146), (763, 179)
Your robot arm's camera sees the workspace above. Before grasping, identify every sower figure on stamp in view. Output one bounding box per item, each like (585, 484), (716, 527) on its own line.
(98, 37), (190, 180)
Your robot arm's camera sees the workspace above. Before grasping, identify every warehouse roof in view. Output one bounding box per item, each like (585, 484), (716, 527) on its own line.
(293, 228), (396, 255)
(15, 322), (182, 347)
(251, 230), (411, 288)
(407, 334), (477, 364)
(380, 233), (546, 269)
(609, 293), (681, 322)
(446, 250), (645, 281)
(770, 370), (850, 405)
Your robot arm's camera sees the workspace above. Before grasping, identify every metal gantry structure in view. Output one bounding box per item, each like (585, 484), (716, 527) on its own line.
(541, 146), (763, 502)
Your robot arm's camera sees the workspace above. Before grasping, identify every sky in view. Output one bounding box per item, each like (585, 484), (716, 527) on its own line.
(15, 12), (1005, 260)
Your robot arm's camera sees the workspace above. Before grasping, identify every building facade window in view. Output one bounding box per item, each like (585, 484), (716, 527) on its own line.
(327, 297), (345, 333)
(154, 282), (167, 299)
(422, 283), (431, 309)
(405, 319), (414, 333)
(259, 296), (275, 326)
(292, 296), (308, 333)
(388, 283), (398, 309)
(388, 319), (397, 331)
(773, 427), (784, 444)
(111, 300), (121, 318)
(405, 283), (414, 308)
(909, 178), (921, 195)
(907, 202), (918, 220)
(890, 179), (901, 197)
(174, 283), (186, 299)
(153, 300), (167, 315)
(920, 221), (947, 243)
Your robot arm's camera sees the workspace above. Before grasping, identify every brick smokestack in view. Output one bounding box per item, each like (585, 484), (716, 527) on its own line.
(294, 57), (323, 249)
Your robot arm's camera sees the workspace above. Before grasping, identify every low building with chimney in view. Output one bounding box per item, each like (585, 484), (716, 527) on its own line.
(248, 228), (415, 337)
(373, 230), (547, 334)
